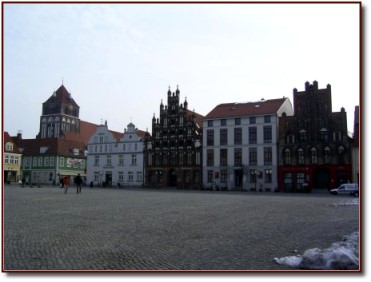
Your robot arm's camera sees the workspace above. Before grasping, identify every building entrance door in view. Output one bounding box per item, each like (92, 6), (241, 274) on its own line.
(169, 169), (177, 187)
(314, 168), (330, 189)
(235, 169), (243, 189)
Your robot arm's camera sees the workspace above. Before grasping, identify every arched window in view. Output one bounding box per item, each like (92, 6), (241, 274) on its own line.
(324, 146), (331, 164)
(320, 128), (328, 142)
(297, 148), (305, 165)
(284, 148), (291, 165)
(311, 147), (318, 164)
(299, 129), (307, 142)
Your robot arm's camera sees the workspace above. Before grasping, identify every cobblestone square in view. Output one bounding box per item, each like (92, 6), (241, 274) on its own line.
(3, 186), (359, 271)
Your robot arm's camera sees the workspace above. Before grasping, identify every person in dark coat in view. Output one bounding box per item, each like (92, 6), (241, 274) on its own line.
(75, 174), (83, 194)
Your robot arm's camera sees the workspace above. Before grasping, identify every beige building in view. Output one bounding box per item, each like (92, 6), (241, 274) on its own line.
(4, 131), (22, 184)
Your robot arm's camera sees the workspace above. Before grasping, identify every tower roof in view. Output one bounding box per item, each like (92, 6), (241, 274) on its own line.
(43, 85), (79, 108)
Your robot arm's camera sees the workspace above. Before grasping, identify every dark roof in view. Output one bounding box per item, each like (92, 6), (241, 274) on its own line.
(205, 98), (288, 120)
(4, 132), (21, 154)
(43, 85), (79, 108)
(11, 137), (86, 157)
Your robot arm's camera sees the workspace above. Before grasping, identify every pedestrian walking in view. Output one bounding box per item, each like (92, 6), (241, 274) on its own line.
(75, 174), (83, 194)
(63, 176), (69, 194)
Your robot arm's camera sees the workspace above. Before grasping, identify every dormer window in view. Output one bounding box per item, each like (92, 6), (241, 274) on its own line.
(73, 148), (79, 156)
(5, 142), (13, 152)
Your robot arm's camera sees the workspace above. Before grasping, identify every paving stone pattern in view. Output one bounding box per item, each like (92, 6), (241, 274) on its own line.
(3, 186), (359, 271)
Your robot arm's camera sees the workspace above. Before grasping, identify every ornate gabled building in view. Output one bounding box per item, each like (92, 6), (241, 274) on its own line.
(86, 121), (146, 188)
(144, 86), (203, 189)
(278, 81), (352, 192)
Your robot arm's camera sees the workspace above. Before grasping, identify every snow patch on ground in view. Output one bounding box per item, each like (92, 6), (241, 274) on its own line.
(274, 232), (359, 270)
(328, 198), (359, 207)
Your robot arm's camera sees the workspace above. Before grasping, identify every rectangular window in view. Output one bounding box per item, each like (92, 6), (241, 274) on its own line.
(265, 169), (272, 183)
(220, 149), (228, 166)
(137, 172), (143, 182)
(50, 157), (55, 166)
(250, 117), (256, 124)
(221, 119), (227, 126)
(207, 149), (214, 166)
(249, 147), (257, 166)
(220, 170), (227, 183)
(94, 156), (99, 166)
(234, 128), (242, 145)
(14, 156), (19, 165)
(208, 120), (213, 127)
(264, 115), (271, 123)
(38, 157), (43, 167)
(234, 148), (242, 166)
(179, 153), (183, 165)
(207, 129), (214, 146)
(132, 154), (137, 165)
(4, 155), (9, 164)
(94, 172), (100, 182)
(297, 173), (305, 189)
(59, 157), (64, 167)
(284, 173), (292, 191)
(107, 155), (112, 165)
(249, 127), (257, 144)
(119, 171), (124, 182)
(264, 147), (272, 165)
(263, 126), (272, 143)
(220, 129), (228, 145)
(44, 157), (49, 167)
(119, 154), (124, 165)
(207, 170), (213, 183)
(128, 172), (134, 182)
(235, 118), (241, 125)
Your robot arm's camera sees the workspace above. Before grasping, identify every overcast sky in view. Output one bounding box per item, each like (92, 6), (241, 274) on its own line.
(3, 2), (360, 139)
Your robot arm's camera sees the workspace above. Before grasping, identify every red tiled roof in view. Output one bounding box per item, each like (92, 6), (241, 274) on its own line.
(205, 98), (288, 120)
(62, 120), (99, 144)
(186, 109), (204, 128)
(4, 131), (21, 154)
(43, 85), (79, 108)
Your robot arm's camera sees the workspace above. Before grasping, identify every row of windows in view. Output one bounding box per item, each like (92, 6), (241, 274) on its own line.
(206, 147), (273, 167)
(206, 126), (272, 146)
(207, 116), (271, 127)
(89, 143), (140, 153)
(93, 171), (143, 183)
(148, 152), (201, 167)
(4, 155), (20, 165)
(22, 157), (85, 169)
(285, 129), (344, 144)
(94, 154), (138, 166)
(283, 146), (345, 165)
(207, 169), (273, 183)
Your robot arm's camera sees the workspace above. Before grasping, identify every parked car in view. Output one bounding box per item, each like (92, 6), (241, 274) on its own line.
(330, 183), (359, 196)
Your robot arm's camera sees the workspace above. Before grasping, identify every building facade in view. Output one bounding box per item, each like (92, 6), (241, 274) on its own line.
(12, 135), (87, 186)
(203, 98), (293, 191)
(278, 81), (352, 192)
(351, 106), (359, 184)
(86, 122), (146, 187)
(4, 132), (22, 184)
(144, 87), (203, 189)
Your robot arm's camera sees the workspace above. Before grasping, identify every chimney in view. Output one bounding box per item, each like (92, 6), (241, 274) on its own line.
(17, 130), (22, 139)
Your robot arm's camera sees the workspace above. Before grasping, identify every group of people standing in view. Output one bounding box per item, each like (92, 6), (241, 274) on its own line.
(60, 174), (83, 194)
